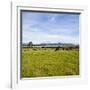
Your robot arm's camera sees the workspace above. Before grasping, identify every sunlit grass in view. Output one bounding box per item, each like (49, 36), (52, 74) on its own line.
(22, 48), (79, 77)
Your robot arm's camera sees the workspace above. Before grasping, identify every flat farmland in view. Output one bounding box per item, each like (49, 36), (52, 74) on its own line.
(21, 48), (79, 77)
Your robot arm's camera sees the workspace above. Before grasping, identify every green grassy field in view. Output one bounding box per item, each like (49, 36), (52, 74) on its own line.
(22, 48), (79, 77)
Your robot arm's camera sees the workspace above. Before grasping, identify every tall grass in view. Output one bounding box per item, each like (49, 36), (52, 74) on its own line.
(22, 48), (79, 77)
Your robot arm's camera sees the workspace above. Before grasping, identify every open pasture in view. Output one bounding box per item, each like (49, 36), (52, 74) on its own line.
(22, 47), (79, 77)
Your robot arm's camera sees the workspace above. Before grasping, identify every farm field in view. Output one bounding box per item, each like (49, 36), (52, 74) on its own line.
(21, 48), (79, 78)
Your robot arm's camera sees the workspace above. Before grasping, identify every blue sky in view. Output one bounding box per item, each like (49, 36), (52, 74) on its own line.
(22, 11), (80, 44)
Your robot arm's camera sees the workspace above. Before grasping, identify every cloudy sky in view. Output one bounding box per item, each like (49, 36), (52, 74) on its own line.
(22, 11), (80, 44)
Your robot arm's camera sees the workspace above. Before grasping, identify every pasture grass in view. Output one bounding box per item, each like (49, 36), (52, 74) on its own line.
(22, 48), (79, 77)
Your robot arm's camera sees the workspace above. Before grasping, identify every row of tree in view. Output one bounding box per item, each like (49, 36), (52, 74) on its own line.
(22, 41), (79, 49)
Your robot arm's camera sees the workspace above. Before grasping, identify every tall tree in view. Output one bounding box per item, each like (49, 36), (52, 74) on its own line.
(28, 41), (33, 48)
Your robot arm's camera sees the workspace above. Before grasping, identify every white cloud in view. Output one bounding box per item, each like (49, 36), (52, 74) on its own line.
(22, 12), (79, 44)
(23, 30), (79, 44)
(47, 34), (79, 44)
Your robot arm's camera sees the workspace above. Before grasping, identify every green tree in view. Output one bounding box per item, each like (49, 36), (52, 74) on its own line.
(28, 41), (33, 48)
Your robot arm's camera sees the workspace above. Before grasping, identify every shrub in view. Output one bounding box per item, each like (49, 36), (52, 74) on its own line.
(55, 47), (59, 51)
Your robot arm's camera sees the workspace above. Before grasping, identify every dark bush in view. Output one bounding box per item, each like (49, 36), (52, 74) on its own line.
(62, 47), (64, 50)
(55, 47), (60, 51)
(42, 47), (45, 48)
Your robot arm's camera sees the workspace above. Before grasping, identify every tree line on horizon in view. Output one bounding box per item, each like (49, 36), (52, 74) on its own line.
(22, 41), (79, 50)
